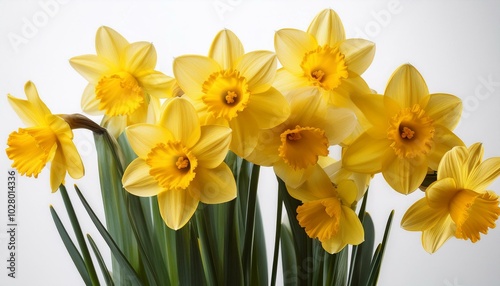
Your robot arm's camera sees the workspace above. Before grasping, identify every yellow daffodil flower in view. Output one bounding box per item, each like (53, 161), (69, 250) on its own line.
(401, 143), (500, 253)
(274, 9), (375, 107)
(70, 26), (177, 137)
(6, 81), (84, 192)
(246, 87), (356, 188)
(122, 97), (236, 230)
(173, 29), (290, 158)
(342, 64), (464, 195)
(287, 164), (364, 254)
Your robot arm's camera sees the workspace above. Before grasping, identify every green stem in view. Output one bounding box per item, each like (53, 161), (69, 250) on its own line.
(242, 163), (261, 285)
(59, 184), (100, 286)
(270, 181), (283, 286)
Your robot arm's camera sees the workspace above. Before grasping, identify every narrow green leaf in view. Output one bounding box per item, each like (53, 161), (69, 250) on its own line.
(348, 188), (370, 286)
(87, 234), (114, 286)
(367, 210), (394, 286)
(74, 185), (143, 285)
(49, 206), (92, 286)
(270, 184), (283, 286)
(251, 200), (269, 285)
(280, 222), (297, 286)
(58, 184), (100, 286)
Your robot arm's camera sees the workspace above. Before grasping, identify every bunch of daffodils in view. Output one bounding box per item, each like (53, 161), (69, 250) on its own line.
(5, 8), (500, 286)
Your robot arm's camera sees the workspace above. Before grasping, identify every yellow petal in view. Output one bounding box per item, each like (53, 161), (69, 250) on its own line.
(273, 68), (310, 94)
(426, 177), (459, 209)
(307, 9), (345, 46)
(229, 113), (260, 158)
(342, 133), (389, 173)
(158, 188), (199, 230)
(245, 87), (290, 129)
(24, 81), (52, 117)
(385, 64), (429, 108)
(125, 124), (172, 159)
(350, 93), (388, 132)
(437, 144), (468, 184)
(340, 205), (364, 245)
(274, 159), (313, 189)
(49, 116), (84, 180)
(236, 51), (277, 94)
(137, 72), (177, 98)
(122, 158), (162, 197)
(189, 164), (236, 204)
(274, 28), (318, 74)
(422, 215), (455, 253)
(124, 42), (157, 75)
(336, 180), (357, 206)
(286, 164), (334, 202)
(324, 107), (356, 145)
(427, 126), (465, 171)
(159, 97), (200, 148)
(245, 128), (282, 166)
(330, 75), (372, 107)
(339, 39), (375, 76)
(70, 54), (112, 84)
(209, 29), (244, 70)
(173, 55), (220, 99)
(50, 151), (65, 193)
(191, 125), (231, 169)
(81, 83), (102, 115)
(382, 155), (428, 195)
(321, 235), (345, 254)
(401, 197), (448, 231)
(95, 26), (128, 65)
(468, 157), (500, 192)
(424, 93), (462, 130)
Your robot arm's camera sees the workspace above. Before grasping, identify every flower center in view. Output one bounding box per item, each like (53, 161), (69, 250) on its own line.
(202, 70), (250, 121)
(387, 104), (435, 159)
(449, 189), (500, 242)
(278, 125), (329, 170)
(146, 141), (198, 190)
(95, 71), (144, 116)
(301, 45), (349, 91)
(6, 127), (58, 178)
(297, 197), (342, 241)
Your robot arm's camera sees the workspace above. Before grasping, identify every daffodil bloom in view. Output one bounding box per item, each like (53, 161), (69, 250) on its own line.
(274, 9), (375, 108)
(122, 97), (236, 229)
(70, 26), (177, 137)
(6, 81), (84, 192)
(173, 29), (290, 158)
(401, 143), (500, 253)
(287, 164), (364, 254)
(342, 64), (464, 194)
(246, 87), (356, 188)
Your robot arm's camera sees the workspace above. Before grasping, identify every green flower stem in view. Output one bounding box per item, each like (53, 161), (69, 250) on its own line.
(58, 184), (100, 286)
(270, 180), (283, 286)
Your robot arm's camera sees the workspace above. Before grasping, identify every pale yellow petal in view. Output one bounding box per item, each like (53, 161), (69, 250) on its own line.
(307, 8), (345, 46)
(401, 197), (448, 231)
(468, 157), (500, 192)
(342, 133), (389, 173)
(236, 51), (277, 94)
(331, 76), (372, 107)
(274, 159), (313, 189)
(173, 55), (220, 99)
(81, 83), (102, 115)
(70, 54), (112, 84)
(321, 235), (346, 254)
(323, 107), (356, 145)
(339, 39), (375, 76)
(191, 125), (231, 169)
(422, 215), (455, 253)
(137, 71), (177, 98)
(24, 81), (52, 116)
(274, 28), (318, 74)
(428, 126), (465, 171)
(424, 93), (462, 130)
(340, 206), (364, 245)
(209, 29), (244, 70)
(122, 158), (162, 197)
(7, 95), (44, 127)
(95, 26), (128, 65)
(158, 188), (199, 230)
(437, 144), (468, 184)
(125, 124), (172, 159)
(336, 180), (357, 206)
(50, 150), (65, 193)
(426, 177), (459, 209)
(245, 128), (282, 166)
(189, 164), (236, 204)
(245, 87), (290, 129)
(382, 155), (428, 195)
(50, 116), (84, 179)
(273, 68), (310, 94)
(159, 97), (200, 148)
(385, 64), (429, 108)
(229, 114), (260, 158)
(124, 42), (157, 74)
(350, 93), (388, 132)
(286, 164), (334, 202)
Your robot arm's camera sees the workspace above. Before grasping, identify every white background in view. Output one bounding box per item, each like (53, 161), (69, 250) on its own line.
(1, 0), (500, 285)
